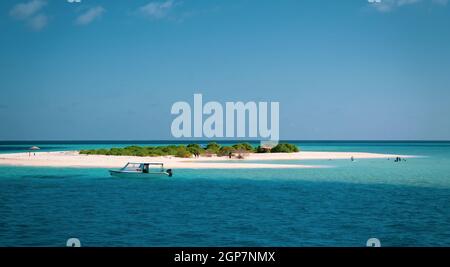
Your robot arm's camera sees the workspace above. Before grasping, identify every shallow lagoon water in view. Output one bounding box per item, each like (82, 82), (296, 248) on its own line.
(0, 142), (450, 246)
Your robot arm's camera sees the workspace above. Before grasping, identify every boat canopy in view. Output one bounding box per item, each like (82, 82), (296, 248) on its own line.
(128, 162), (164, 166)
(121, 162), (165, 172)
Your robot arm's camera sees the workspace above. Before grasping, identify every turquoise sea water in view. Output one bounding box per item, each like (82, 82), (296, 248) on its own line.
(0, 141), (450, 246)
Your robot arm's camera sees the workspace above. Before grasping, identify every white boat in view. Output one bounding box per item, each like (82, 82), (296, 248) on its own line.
(109, 162), (173, 178)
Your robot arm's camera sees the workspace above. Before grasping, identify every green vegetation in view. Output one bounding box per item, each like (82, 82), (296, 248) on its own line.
(186, 144), (203, 156)
(80, 145), (193, 158)
(205, 142), (221, 154)
(232, 143), (254, 152)
(217, 146), (235, 157)
(175, 146), (192, 158)
(255, 146), (271, 153)
(79, 142), (299, 158)
(270, 143), (299, 153)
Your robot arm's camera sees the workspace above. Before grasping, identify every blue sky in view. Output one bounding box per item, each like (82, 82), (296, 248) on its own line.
(1, 0), (450, 140)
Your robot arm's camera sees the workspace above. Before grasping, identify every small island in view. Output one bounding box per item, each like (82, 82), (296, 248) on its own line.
(0, 143), (412, 169)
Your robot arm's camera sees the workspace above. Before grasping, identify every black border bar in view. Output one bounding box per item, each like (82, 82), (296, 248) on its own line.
(0, 247), (449, 265)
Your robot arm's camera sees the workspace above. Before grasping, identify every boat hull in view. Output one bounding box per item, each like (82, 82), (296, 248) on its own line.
(109, 170), (170, 178)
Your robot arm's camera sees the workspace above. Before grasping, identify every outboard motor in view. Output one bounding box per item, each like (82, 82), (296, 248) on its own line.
(167, 169), (173, 177)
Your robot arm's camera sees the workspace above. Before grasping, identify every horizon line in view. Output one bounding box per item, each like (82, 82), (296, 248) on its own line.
(1, 139), (450, 143)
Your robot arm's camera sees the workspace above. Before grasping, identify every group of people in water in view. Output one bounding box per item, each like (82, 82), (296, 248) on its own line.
(393, 156), (406, 162)
(349, 156), (406, 162)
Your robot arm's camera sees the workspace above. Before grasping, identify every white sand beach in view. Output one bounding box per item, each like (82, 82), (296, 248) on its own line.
(0, 151), (414, 169)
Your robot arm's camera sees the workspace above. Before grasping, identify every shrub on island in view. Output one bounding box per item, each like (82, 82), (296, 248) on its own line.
(187, 144), (204, 155)
(175, 147), (193, 158)
(217, 146), (235, 157)
(270, 143), (299, 153)
(255, 146), (271, 153)
(205, 142), (221, 154)
(232, 143), (255, 152)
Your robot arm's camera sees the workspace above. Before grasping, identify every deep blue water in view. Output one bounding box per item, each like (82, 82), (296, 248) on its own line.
(1, 141), (450, 246)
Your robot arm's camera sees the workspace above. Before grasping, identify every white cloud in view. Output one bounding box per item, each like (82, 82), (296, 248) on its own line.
(370, 0), (447, 12)
(372, 0), (421, 12)
(9, 0), (46, 20)
(75, 6), (105, 26)
(9, 0), (48, 31)
(138, 0), (175, 19)
(432, 0), (448, 5)
(397, 0), (422, 6)
(28, 13), (48, 31)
